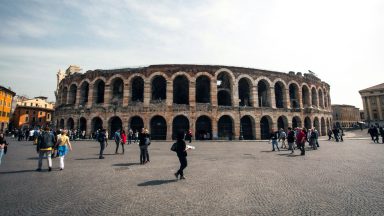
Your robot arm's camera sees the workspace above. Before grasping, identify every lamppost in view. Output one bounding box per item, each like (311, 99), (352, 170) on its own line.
(239, 102), (244, 140)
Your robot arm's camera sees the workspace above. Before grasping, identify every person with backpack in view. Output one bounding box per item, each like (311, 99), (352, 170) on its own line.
(98, 129), (107, 159)
(279, 128), (287, 149)
(36, 127), (55, 172)
(296, 128), (307, 156)
(309, 129), (318, 150)
(0, 131), (8, 165)
(287, 127), (295, 154)
(173, 131), (188, 180)
(114, 129), (123, 154)
(56, 130), (72, 170)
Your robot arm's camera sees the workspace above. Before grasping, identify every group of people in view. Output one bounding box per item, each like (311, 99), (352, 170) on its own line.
(327, 127), (344, 142)
(270, 127), (320, 155)
(368, 125), (384, 143)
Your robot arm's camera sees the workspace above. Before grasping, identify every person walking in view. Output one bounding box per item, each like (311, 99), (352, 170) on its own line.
(327, 128), (333, 141)
(0, 132), (8, 165)
(379, 126), (384, 144)
(186, 129), (193, 143)
(174, 131), (188, 180)
(270, 130), (280, 151)
(121, 130), (127, 154)
(98, 129), (107, 159)
(128, 128), (133, 145)
(339, 128), (344, 142)
(368, 125), (375, 142)
(56, 130), (72, 170)
(134, 130), (139, 144)
(114, 129), (123, 154)
(36, 127), (55, 172)
(279, 128), (287, 149)
(309, 129), (317, 150)
(139, 128), (150, 164)
(287, 127), (295, 154)
(296, 128), (307, 156)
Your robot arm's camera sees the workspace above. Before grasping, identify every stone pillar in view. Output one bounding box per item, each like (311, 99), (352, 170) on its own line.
(166, 80), (173, 106)
(252, 86), (258, 108)
(308, 91), (312, 108)
(211, 79), (218, 107)
(123, 82), (130, 107)
(87, 85), (94, 109)
(236, 111), (241, 140)
(75, 88), (81, 107)
(366, 97), (373, 122)
(167, 120), (173, 140)
(255, 116), (261, 140)
(298, 89), (303, 109)
(189, 80), (196, 108)
(376, 96), (383, 120)
(212, 116), (218, 139)
(270, 87), (276, 108)
(285, 88), (291, 108)
(143, 80), (150, 108)
(86, 117), (92, 137)
(233, 83), (239, 107)
(104, 85), (111, 108)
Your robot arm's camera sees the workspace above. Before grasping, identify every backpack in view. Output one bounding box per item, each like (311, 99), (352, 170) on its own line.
(97, 133), (105, 142)
(170, 142), (177, 152)
(39, 132), (53, 149)
(287, 131), (295, 142)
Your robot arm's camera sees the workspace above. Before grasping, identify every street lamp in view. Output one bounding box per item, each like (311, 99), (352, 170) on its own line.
(239, 101), (244, 140)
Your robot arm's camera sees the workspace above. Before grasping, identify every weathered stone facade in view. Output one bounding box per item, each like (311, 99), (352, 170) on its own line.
(359, 83), (384, 126)
(54, 64), (333, 140)
(331, 104), (361, 128)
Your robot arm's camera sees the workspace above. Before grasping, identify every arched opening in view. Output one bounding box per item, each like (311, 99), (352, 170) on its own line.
(241, 115), (255, 140)
(69, 84), (77, 105)
(91, 117), (103, 133)
(111, 78), (124, 104)
(59, 119), (65, 129)
(195, 115), (212, 140)
(151, 76), (166, 102)
(318, 89), (324, 108)
(150, 115), (167, 140)
(217, 90), (232, 106)
(79, 117), (87, 132)
(172, 115), (190, 139)
(62, 87), (68, 105)
(314, 117), (320, 131)
(196, 76), (211, 103)
(258, 80), (270, 107)
(304, 117), (312, 129)
(311, 87), (318, 108)
(238, 78), (252, 106)
(109, 116), (123, 139)
(260, 116), (272, 139)
(218, 115), (234, 140)
(302, 86), (310, 108)
(321, 117), (326, 136)
(289, 83), (300, 109)
(80, 82), (89, 105)
(324, 93), (328, 108)
(67, 118), (74, 130)
(131, 77), (144, 102)
(130, 116), (144, 133)
(94, 80), (105, 104)
(292, 116), (302, 128)
(327, 119), (331, 130)
(274, 82), (285, 108)
(277, 116), (288, 131)
(173, 75), (189, 105)
(217, 72), (233, 106)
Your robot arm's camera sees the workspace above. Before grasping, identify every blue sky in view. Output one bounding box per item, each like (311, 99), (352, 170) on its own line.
(0, 0), (383, 109)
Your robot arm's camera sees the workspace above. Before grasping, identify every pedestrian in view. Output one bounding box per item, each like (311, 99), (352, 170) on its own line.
(134, 130), (139, 143)
(97, 129), (107, 159)
(56, 130), (73, 170)
(368, 125), (375, 142)
(287, 127), (295, 154)
(128, 128), (133, 144)
(314, 128), (320, 148)
(121, 130), (127, 154)
(309, 129), (317, 150)
(186, 129), (193, 143)
(379, 126), (384, 144)
(327, 129), (333, 141)
(374, 125), (380, 143)
(339, 128), (344, 142)
(173, 131), (188, 180)
(139, 128), (150, 164)
(332, 127), (339, 142)
(36, 127), (55, 172)
(279, 128), (287, 149)
(270, 130), (280, 151)
(114, 129), (123, 154)
(0, 131), (8, 165)
(296, 128), (307, 156)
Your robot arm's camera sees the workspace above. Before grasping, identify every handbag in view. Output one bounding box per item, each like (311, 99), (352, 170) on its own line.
(170, 142), (177, 152)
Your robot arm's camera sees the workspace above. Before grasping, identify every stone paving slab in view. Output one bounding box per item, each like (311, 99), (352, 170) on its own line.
(0, 138), (384, 216)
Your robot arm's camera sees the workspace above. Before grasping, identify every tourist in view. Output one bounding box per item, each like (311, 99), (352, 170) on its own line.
(296, 128), (307, 156)
(139, 128), (150, 164)
(97, 129), (107, 159)
(114, 129), (122, 154)
(174, 131), (188, 180)
(314, 128), (320, 147)
(56, 130), (73, 170)
(134, 130), (139, 143)
(368, 125), (376, 142)
(121, 130), (127, 154)
(332, 127), (339, 142)
(379, 126), (384, 144)
(309, 129), (317, 150)
(339, 127), (344, 142)
(36, 127), (55, 172)
(0, 131), (8, 165)
(327, 128), (333, 141)
(279, 128), (287, 149)
(128, 128), (133, 144)
(185, 129), (193, 143)
(287, 127), (295, 154)
(270, 130), (280, 151)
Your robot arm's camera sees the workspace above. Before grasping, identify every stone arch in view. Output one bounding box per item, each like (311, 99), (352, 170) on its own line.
(196, 75), (211, 103)
(241, 115), (255, 140)
(110, 77), (124, 105)
(61, 86), (68, 105)
(274, 81), (286, 108)
(79, 117), (87, 133)
(292, 116), (302, 128)
(217, 70), (234, 106)
(214, 68), (236, 82)
(311, 87), (318, 108)
(321, 117), (326, 136)
(67, 118), (75, 130)
(106, 74), (126, 86)
(277, 115), (289, 131)
(173, 75), (189, 105)
(108, 116), (123, 138)
(195, 115), (212, 140)
(289, 82), (300, 109)
(260, 115), (273, 139)
(217, 115), (234, 140)
(129, 116), (144, 133)
(301, 84), (310, 108)
(171, 71), (193, 81)
(91, 117), (103, 133)
(93, 79), (105, 104)
(304, 116), (312, 129)
(238, 77), (253, 106)
(257, 79), (271, 107)
(68, 84), (78, 105)
(150, 115), (167, 140)
(151, 75), (167, 102)
(172, 115), (190, 139)
(80, 81), (90, 105)
(130, 76), (144, 103)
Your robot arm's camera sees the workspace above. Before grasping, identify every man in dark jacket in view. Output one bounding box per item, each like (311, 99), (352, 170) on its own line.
(98, 129), (107, 159)
(36, 127), (55, 172)
(174, 131), (188, 180)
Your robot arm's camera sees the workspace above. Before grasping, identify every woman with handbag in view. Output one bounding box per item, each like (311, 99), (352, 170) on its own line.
(174, 131), (188, 180)
(0, 132), (8, 166)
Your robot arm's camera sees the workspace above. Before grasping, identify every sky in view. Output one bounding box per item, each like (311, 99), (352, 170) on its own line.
(0, 0), (383, 109)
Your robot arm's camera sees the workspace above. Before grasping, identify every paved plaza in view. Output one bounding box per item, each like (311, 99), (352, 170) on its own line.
(1, 134), (384, 216)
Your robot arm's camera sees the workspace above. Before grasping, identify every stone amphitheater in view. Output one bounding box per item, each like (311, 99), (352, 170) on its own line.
(54, 64), (332, 140)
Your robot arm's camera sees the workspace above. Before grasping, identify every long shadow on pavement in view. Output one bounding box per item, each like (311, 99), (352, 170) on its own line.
(113, 163), (141, 167)
(75, 158), (99, 160)
(0, 169), (36, 174)
(277, 154), (302, 157)
(138, 179), (178, 187)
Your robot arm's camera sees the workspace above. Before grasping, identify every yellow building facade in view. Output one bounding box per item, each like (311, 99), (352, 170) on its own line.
(0, 86), (16, 131)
